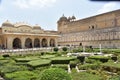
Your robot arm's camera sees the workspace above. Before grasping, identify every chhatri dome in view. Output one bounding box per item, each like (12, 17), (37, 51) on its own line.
(2, 20), (14, 27)
(72, 15), (76, 20)
(59, 14), (68, 21)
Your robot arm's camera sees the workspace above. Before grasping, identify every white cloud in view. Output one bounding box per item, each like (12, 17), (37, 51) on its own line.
(13, 0), (57, 9)
(97, 2), (118, 14)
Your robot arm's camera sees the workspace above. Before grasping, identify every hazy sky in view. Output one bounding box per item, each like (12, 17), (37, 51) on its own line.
(0, 0), (120, 30)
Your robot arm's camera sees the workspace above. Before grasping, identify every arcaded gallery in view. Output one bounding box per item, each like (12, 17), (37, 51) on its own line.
(0, 20), (59, 49)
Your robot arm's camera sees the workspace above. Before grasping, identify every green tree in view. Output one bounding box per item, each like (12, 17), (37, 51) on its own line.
(62, 47), (68, 52)
(53, 47), (59, 52)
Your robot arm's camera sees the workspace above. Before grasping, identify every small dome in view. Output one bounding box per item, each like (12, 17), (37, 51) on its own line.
(2, 20), (14, 27)
(59, 14), (68, 21)
(33, 24), (41, 29)
(72, 15), (76, 20)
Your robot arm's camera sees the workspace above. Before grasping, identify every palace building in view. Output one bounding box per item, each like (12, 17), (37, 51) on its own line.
(57, 9), (120, 48)
(1, 9), (120, 49)
(0, 20), (58, 49)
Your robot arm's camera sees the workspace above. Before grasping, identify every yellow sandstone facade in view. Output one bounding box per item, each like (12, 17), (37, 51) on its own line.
(0, 21), (58, 49)
(57, 9), (120, 48)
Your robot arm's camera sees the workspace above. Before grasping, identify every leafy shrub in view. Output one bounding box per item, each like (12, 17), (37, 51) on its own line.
(53, 47), (59, 52)
(62, 47), (68, 52)
(39, 68), (72, 80)
(4, 71), (38, 80)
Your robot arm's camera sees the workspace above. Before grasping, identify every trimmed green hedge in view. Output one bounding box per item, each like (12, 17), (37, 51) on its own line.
(85, 58), (97, 64)
(109, 76), (120, 80)
(71, 70), (102, 80)
(14, 57), (40, 62)
(27, 59), (51, 68)
(4, 71), (38, 80)
(0, 60), (10, 66)
(51, 56), (76, 64)
(78, 63), (100, 70)
(77, 56), (85, 64)
(0, 56), (5, 60)
(70, 59), (79, 68)
(0, 65), (28, 77)
(39, 68), (72, 80)
(88, 56), (109, 63)
(101, 62), (120, 73)
(102, 49), (120, 55)
(51, 64), (68, 70)
(40, 55), (55, 59)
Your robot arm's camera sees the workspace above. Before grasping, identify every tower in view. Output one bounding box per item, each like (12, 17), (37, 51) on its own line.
(57, 14), (69, 33)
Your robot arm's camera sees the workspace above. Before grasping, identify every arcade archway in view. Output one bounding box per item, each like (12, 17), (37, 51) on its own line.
(34, 38), (40, 47)
(50, 39), (55, 47)
(25, 38), (32, 48)
(41, 38), (47, 47)
(13, 38), (21, 49)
